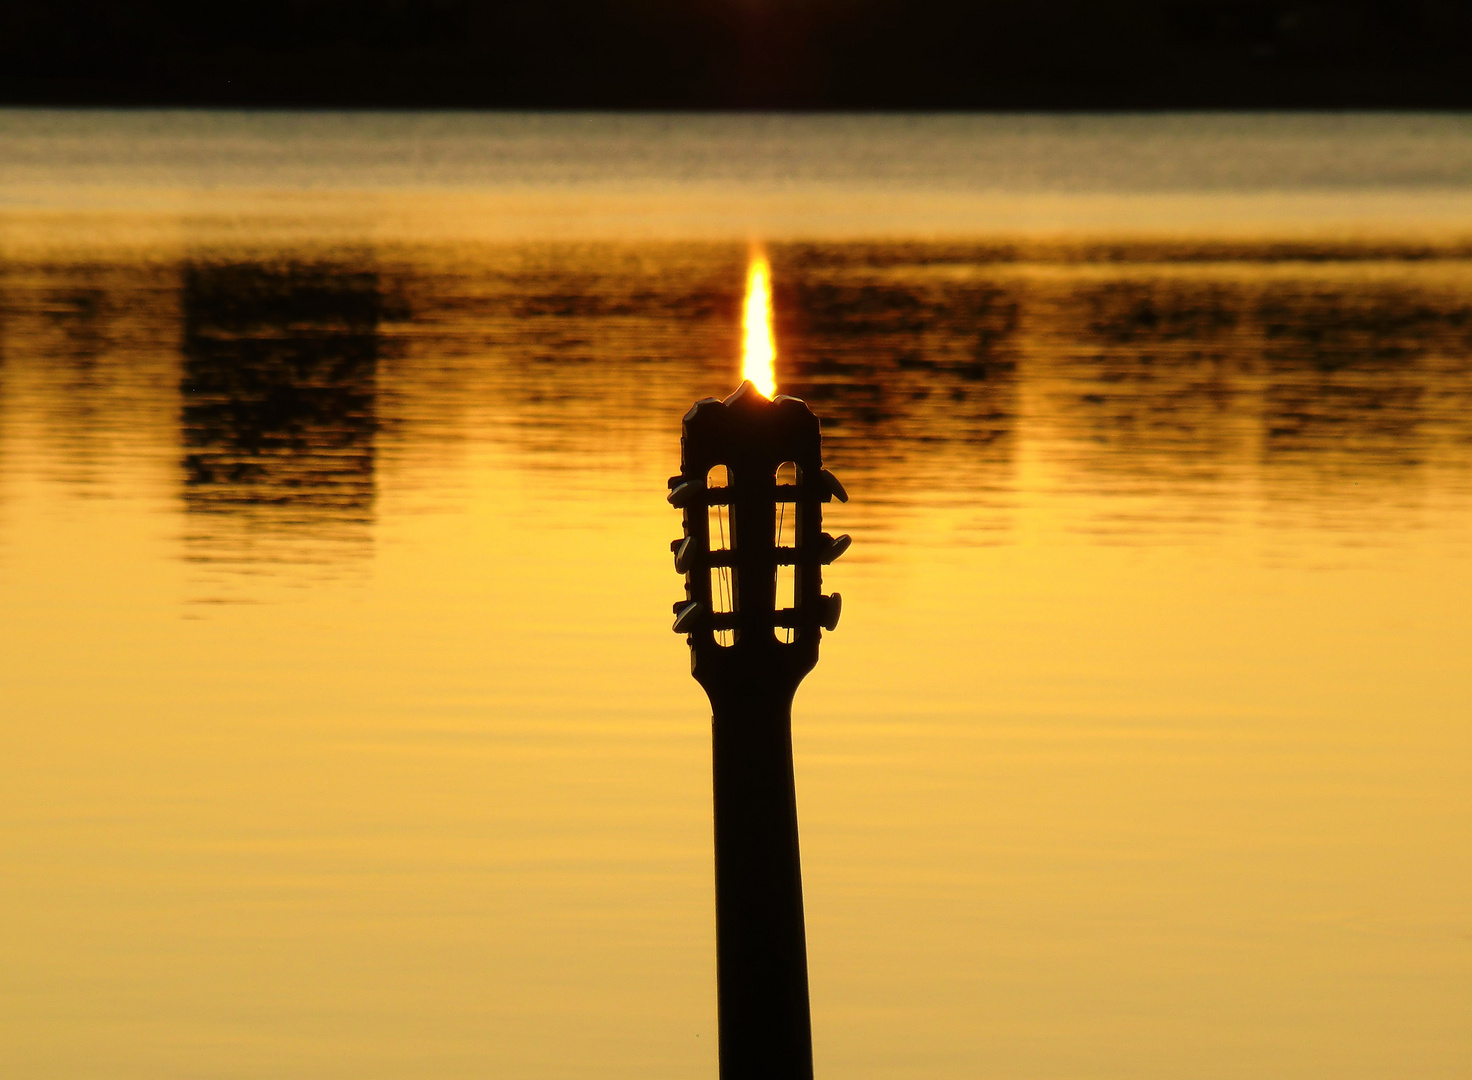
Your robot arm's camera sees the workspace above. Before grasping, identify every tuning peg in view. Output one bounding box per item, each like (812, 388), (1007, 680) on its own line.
(820, 469), (849, 503)
(667, 475), (684, 490)
(673, 600), (702, 634)
(673, 536), (695, 573)
(820, 533), (852, 564)
(668, 482), (697, 508)
(819, 593), (842, 631)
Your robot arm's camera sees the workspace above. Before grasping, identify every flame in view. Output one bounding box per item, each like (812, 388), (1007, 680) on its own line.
(741, 248), (777, 398)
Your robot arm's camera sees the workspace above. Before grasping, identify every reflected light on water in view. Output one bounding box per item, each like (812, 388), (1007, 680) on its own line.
(742, 246), (778, 396)
(7, 108), (1472, 1080)
(1, 235), (1471, 1080)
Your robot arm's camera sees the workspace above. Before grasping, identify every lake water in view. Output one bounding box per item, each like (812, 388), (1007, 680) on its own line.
(1, 112), (1469, 1079)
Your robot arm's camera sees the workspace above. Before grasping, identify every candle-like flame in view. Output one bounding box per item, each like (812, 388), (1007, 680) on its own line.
(741, 248), (777, 398)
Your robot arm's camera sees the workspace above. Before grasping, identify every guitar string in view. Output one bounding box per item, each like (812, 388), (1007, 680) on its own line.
(777, 493), (792, 644)
(715, 496), (732, 642)
(711, 474), (798, 644)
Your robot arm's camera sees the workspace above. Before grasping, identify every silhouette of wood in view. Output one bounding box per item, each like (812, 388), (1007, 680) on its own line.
(670, 381), (848, 1080)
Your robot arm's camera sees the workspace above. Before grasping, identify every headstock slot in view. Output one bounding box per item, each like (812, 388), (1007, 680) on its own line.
(774, 563), (797, 643)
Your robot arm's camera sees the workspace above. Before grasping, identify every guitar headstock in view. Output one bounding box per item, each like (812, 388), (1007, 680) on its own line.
(670, 381), (849, 702)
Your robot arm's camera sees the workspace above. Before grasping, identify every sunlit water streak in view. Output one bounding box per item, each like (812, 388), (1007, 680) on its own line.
(741, 247), (777, 397)
(0, 113), (1470, 1080)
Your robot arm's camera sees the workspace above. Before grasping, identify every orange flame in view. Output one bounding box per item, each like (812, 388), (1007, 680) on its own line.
(741, 248), (777, 398)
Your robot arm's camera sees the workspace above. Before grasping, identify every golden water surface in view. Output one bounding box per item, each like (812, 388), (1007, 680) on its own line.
(2, 112), (1470, 1080)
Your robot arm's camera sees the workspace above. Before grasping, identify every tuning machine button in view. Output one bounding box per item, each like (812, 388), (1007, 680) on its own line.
(672, 601), (702, 634)
(819, 533), (851, 564)
(819, 593), (842, 631)
(819, 469), (849, 503)
(673, 536), (695, 573)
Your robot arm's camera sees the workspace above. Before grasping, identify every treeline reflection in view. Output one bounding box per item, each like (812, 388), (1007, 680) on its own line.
(2, 241), (1470, 569)
(181, 263), (383, 531)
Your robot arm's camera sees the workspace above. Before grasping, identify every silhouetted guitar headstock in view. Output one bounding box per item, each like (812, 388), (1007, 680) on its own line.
(670, 381), (850, 702)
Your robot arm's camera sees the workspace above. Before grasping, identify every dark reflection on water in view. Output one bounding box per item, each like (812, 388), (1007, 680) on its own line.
(3, 241), (1472, 571)
(778, 246), (1472, 538)
(180, 262), (384, 560)
(0, 261), (178, 488)
(774, 251), (1023, 507)
(1256, 285), (1472, 472)
(1041, 271), (1472, 504)
(375, 245), (744, 473)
